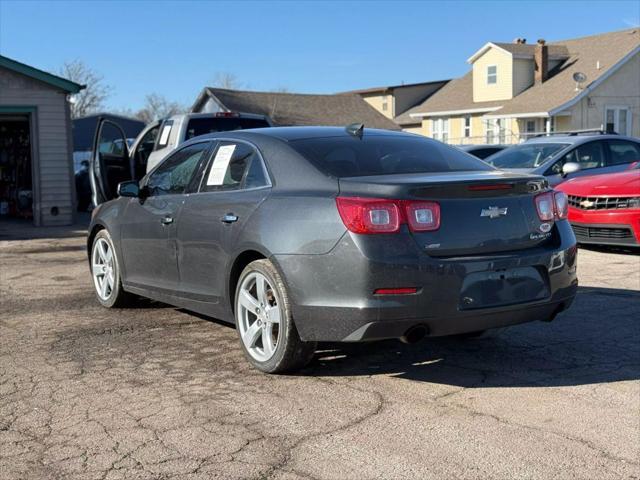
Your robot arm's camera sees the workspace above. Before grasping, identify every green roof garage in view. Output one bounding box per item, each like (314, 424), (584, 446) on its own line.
(0, 55), (84, 226)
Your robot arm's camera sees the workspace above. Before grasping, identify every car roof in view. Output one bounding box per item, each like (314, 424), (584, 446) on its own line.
(525, 134), (638, 145)
(186, 126), (409, 143)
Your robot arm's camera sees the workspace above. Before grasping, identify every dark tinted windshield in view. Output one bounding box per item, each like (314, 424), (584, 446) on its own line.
(185, 117), (270, 140)
(486, 143), (568, 169)
(289, 135), (494, 177)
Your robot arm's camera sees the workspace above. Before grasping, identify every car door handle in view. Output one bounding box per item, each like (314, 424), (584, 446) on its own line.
(221, 214), (238, 224)
(160, 216), (174, 225)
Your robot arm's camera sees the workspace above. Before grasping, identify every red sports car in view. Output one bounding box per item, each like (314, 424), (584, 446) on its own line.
(556, 164), (640, 247)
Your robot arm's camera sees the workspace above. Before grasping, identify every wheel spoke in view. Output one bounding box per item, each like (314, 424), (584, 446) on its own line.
(239, 289), (260, 312)
(104, 247), (113, 264)
(93, 263), (105, 275)
(262, 325), (275, 356)
(243, 321), (262, 349)
(99, 241), (109, 261)
(107, 272), (115, 289)
(256, 276), (266, 305)
(266, 305), (280, 324)
(100, 277), (109, 298)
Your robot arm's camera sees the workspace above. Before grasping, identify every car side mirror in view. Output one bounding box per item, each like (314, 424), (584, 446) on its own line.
(561, 162), (581, 177)
(117, 180), (140, 198)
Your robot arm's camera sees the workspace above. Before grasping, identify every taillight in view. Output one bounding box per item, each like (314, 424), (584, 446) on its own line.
(336, 197), (400, 234)
(535, 192), (555, 221)
(535, 191), (568, 221)
(336, 197), (441, 234)
(404, 201), (440, 232)
(554, 191), (568, 219)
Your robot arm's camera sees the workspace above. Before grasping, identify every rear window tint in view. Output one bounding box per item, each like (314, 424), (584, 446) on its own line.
(185, 117), (270, 140)
(289, 135), (493, 177)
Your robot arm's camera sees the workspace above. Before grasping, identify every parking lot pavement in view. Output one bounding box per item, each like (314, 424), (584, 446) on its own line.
(0, 226), (638, 480)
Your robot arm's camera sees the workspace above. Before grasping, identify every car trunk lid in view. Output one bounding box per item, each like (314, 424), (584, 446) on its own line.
(338, 171), (553, 257)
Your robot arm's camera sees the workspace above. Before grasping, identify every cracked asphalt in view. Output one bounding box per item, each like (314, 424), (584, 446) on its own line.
(1, 222), (639, 479)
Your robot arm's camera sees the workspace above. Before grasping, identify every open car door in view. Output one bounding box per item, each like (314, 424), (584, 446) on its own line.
(128, 120), (161, 180)
(91, 118), (133, 206)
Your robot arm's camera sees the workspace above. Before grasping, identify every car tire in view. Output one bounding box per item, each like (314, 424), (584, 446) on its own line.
(235, 259), (316, 373)
(91, 230), (135, 308)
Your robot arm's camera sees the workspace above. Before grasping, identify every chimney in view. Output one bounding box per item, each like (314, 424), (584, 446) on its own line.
(513, 38), (527, 44)
(535, 39), (549, 84)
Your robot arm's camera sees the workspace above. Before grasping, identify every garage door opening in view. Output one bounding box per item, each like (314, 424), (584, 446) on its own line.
(0, 115), (33, 220)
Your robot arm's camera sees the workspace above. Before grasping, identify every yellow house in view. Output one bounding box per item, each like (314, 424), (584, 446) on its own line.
(403, 28), (640, 144)
(343, 80), (449, 132)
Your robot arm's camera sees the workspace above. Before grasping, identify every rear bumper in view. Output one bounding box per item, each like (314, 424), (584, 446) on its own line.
(274, 221), (578, 342)
(568, 208), (640, 246)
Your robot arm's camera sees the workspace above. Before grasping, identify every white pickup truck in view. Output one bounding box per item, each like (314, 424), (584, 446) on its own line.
(90, 112), (271, 205)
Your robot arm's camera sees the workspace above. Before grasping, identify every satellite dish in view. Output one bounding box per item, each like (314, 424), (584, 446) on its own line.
(573, 72), (587, 83)
(573, 72), (587, 91)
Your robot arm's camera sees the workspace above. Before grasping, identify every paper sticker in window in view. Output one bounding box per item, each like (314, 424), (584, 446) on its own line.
(158, 125), (172, 147)
(206, 145), (236, 186)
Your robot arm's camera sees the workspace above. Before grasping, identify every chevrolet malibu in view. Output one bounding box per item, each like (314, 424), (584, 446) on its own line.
(88, 126), (578, 373)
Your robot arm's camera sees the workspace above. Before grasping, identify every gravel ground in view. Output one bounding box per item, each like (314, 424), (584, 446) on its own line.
(1, 221), (639, 480)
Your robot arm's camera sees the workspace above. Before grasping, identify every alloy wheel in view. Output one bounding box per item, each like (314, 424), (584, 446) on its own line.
(237, 272), (281, 362)
(92, 237), (115, 301)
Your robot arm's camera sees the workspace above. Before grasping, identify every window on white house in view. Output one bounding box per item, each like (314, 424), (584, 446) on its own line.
(605, 107), (630, 135)
(464, 116), (471, 138)
(432, 118), (449, 142)
(382, 102), (388, 111)
(487, 65), (497, 85)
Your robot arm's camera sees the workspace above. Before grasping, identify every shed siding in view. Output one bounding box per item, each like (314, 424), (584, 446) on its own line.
(0, 67), (75, 225)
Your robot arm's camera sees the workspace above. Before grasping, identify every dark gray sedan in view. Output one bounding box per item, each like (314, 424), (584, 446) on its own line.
(88, 127), (578, 373)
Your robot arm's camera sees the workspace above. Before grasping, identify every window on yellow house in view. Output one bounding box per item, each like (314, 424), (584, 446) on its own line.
(485, 118), (505, 144)
(487, 65), (497, 85)
(464, 116), (471, 138)
(432, 118), (449, 143)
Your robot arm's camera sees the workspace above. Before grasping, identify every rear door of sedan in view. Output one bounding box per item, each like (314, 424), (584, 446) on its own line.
(176, 140), (272, 317)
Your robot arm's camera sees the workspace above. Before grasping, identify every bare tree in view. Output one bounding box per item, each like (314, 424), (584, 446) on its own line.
(60, 60), (111, 119)
(135, 93), (188, 123)
(211, 72), (242, 89)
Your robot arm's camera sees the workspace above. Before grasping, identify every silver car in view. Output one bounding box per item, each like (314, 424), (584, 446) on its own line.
(485, 133), (640, 186)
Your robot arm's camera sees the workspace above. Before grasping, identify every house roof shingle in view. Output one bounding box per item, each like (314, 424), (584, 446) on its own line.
(196, 88), (400, 130)
(410, 28), (640, 118)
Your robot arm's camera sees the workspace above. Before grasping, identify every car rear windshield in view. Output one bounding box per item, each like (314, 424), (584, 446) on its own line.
(288, 135), (494, 177)
(485, 142), (568, 169)
(185, 117), (270, 140)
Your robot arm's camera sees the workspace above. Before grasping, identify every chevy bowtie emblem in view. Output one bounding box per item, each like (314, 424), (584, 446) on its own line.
(580, 199), (594, 208)
(480, 206), (508, 218)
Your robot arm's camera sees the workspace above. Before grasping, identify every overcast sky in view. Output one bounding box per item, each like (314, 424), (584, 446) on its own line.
(1, 0), (638, 111)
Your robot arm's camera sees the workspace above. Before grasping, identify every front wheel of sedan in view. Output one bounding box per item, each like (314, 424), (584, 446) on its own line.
(91, 230), (134, 308)
(235, 259), (316, 373)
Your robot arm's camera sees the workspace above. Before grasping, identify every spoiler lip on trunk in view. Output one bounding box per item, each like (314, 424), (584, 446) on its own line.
(338, 172), (549, 199)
